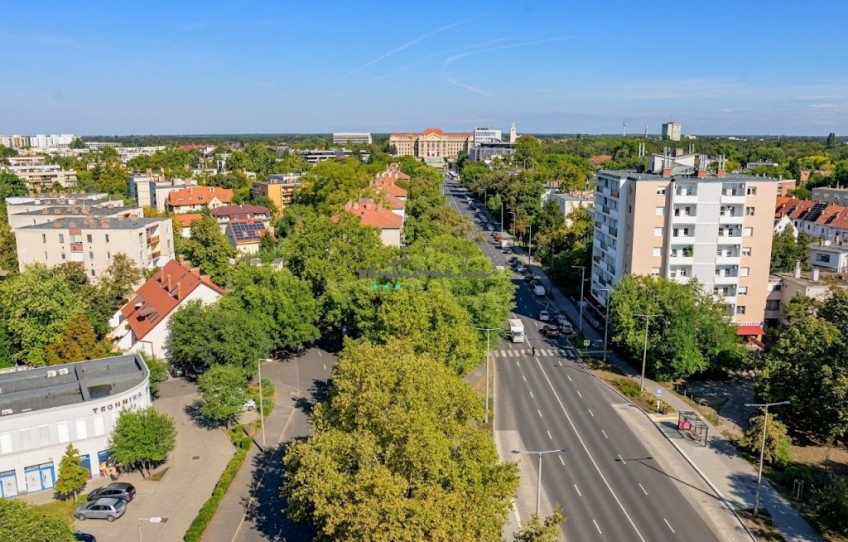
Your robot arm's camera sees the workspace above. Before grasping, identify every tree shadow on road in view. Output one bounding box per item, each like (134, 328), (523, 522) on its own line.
(242, 440), (315, 542)
(183, 401), (227, 431)
(293, 378), (331, 417)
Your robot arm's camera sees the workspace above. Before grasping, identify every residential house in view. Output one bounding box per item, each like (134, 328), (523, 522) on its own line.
(211, 204), (271, 233)
(174, 213), (204, 238)
(225, 220), (268, 254)
(165, 186), (233, 213)
(334, 198), (404, 247)
(110, 259), (224, 359)
(252, 173), (302, 214)
(766, 264), (848, 327)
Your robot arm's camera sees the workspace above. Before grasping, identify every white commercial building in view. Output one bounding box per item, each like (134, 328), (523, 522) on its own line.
(662, 121), (682, 141)
(0, 354), (151, 497)
(332, 132), (372, 145)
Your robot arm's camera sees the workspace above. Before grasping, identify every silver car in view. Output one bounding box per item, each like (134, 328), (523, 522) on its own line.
(75, 497), (127, 522)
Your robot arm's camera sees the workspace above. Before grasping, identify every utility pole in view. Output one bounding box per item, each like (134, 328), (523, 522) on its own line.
(745, 401), (790, 517)
(598, 288), (611, 362)
(512, 449), (567, 516)
(634, 314), (660, 391)
(476, 327), (500, 426)
(528, 223), (533, 263)
(572, 266), (586, 334)
(258, 359), (266, 448)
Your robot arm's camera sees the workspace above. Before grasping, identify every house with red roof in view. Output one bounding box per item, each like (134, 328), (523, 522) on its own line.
(174, 213), (204, 238)
(211, 204), (271, 233)
(225, 219), (268, 254)
(109, 259), (225, 359)
(333, 198), (404, 247)
(166, 186), (234, 213)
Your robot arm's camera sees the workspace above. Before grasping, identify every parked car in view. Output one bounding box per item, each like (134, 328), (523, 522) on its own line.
(509, 256), (518, 264)
(515, 265), (526, 274)
(243, 399), (257, 411)
(533, 284), (545, 296)
(168, 365), (184, 378)
(539, 310), (550, 321)
(554, 314), (570, 329)
(541, 324), (561, 338)
(87, 483), (136, 502)
(523, 274), (536, 283)
(561, 322), (574, 335)
(76, 498), (127, 522)
(74, 533), (96, 542)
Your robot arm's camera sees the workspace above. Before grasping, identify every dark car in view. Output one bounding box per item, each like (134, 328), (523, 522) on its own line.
(74, 532), (97, 542)
(509, 256), (518, 264)
(542, 325), (561, 338)
(523, 274), (536, 283)
(169, 365), (184, 378)
(87, 482), (136, 502)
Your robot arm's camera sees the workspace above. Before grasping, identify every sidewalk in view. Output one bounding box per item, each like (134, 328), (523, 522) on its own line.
(202, 357), (300, 542)
(517, 251), (823, 542)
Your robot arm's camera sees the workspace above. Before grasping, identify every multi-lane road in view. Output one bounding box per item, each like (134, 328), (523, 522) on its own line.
(443, 177), (720, 541)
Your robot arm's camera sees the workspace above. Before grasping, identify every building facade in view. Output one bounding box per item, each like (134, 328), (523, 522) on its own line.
(0, 354), (150, 497)
(7, 205), (142, 232)
(166, 186), (233, 213)
(2, 164), (78, 193)
(662, 121), (682, 141)
(591, 169), (778, 331)
(129, 175), (198, 211)
(332, 132), (372, 145)
(15, 216), (174, 278)
(389, 128), (473, 160)
(252, 173), (302, 214)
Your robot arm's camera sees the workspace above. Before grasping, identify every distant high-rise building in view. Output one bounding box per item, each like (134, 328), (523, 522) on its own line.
(509, 122), (517, 144)
(332, 132), (372, 145)
(662, 121), (682, 141)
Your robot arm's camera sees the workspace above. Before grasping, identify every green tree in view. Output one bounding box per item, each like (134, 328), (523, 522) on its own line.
(197, 364), (249, 428)
(70, 137), (86, 149)
(223, 265), (320, 353)
(738, 414), (792, 467)
(0, 264), (81, 366)
(826, 132), (837, 149)
(813, 476), (848, 535)
(101, 252), (144, 301)
(180, 215), (236, 285)
(513, 506), (565, 542)
(141, 353), (169, 396)
(109, 407), (177, 477)
(44, 314), (109, 365)
(770, 228), (811, 273)
(54, 443), (90, 500)
(294, 159), (374, 214)
(0, 498), (76, 542)
(514, 136), (544, 169)
(92, 161), (130, 199)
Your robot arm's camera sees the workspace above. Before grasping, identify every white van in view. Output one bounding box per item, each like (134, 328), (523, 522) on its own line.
(533, 285), (545, 296)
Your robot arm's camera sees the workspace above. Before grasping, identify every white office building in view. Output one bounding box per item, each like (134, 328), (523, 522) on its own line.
(332, 132), (372, 145)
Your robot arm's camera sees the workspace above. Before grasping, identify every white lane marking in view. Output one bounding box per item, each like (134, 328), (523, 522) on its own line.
(537, 409), (543, 418)
(559, 455), (565, 466)
(546, 430), (553, 440)
(318, 351), (322, 357)
(574, 484), (582, 496)
(588, 409), (594, 417)
(530, 391), (535, 399)
(522, 374), (527, 382)
(516, 360), (521, 368)
(567, 374), (572, 382)
(639, 483), (648, 496)
(323, 364), (326, 371)
(663, 518), (676, 534)
(535, 358), (646, 542)
(618, 454), (627, 465)
(593, 519), (603, 535)
(601, 429), (609, 439)
(577, 390), (583, 398)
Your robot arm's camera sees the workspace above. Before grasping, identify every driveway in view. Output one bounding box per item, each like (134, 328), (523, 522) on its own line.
(73, 377), (234, 541)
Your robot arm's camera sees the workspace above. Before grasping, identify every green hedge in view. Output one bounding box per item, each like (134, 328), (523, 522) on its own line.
(183, 426), (251, 542)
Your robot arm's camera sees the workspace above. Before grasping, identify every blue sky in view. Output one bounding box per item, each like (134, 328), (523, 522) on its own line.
(2, 0), (847, 136)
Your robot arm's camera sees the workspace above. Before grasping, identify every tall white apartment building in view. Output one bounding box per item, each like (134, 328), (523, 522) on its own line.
(591, 168), (778, 334)
(15, 216), (174, 279)
(129, 175), (197, 210)
(662, 121), (682, 141)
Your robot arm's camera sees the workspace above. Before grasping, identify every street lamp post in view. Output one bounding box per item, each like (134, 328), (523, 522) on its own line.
(258, 359), (267, 448)
(476, 327), (500, 426)
(512, 449), (567, 516)
(598, 288), (612, 362)
(572, 265), (586, 334)
(634, 314), (660, 391)
(745, 401), (790, 517)
(528, 224), (533, 263)
(500, 201), (504, 234)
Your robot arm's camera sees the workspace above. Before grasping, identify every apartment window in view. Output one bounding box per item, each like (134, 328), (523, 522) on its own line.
(745, 207), (755, 216)
(746, 187), (757, 196)
(105, 234), (110, 243)
(86, 234), (92, 243)
(138, 233), (143, 244)
(628, 205), (632, 214)
(716, 248), (723, 257)
(58, 234), (64, 243)
(653, 247), (662, 257)
(766, 300), (780, 311)
(656, 187), (666, 195)
(742, 247), (752, 256)
(42, 234), (46, 243)
(740, 267), (750, 277)
(90, 270), (95, 277)
(651, 267), (660, 276)
(654, 227), (663, 237)
(107, 252), (111, 260)
(743, 227), (753, 237)
(736, 306), (746, 315)
(738, 286), (748, 295)
(89, 252), (94, 260)
(816, 253), (832, 263)
(61, 253), (66, 260)
(43, 251), (48, 260)
(656, 207), (664, 216)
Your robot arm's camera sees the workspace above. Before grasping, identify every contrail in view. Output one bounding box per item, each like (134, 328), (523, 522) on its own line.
(340, 19), (471, 79)
(444, 36), (569, 67)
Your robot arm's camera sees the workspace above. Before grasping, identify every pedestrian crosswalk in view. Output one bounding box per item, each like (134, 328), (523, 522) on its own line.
(492, 347), (573, 358)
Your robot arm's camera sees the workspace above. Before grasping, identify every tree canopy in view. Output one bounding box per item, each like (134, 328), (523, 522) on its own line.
(109, 406), (177, 475)
(0, 498), (76, 542)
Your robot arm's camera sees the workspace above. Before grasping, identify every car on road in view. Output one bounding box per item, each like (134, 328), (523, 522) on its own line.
(541, 324), (560, 338)
(508, 256), (518, 264)
(243, 399), (257, 411)
(74, 532), (96, 542)
(515, 265), (526, 273)
(539, 310), (550, 321)
(168, 365), (184, 378)
(87, 482), (136, 502)
(75, 498), (127, 522)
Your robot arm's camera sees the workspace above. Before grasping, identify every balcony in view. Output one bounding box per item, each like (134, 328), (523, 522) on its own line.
(669, 255), (694, 265)
(673, 191), (698, 204)
(720, 193), (745, 204)
(147, 235), (159, 245)
(70, 242), (83, 252)
(719, 215), (744, 225)
(714, 273), (739, 285)
(716, 254), (741, 265)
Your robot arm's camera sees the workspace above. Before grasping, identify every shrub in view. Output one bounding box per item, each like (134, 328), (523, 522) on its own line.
(780, 464), (813, 489)
(612, 378), (641, 398)
(813, 476), (848, 536)
(738, 414), (792, 468)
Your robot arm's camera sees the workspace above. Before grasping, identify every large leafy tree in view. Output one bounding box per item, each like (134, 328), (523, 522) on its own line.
(223, 264), (320, 352)
(0, 498), (76, 542)
(180, 215), (236, 285)
(0, 264), (82, 366)
(282, 339), (518, 541)
(771, 228), (812, 273)
(294, 159), (376, 214)
(0, 171), (27, 272)
(55, 444), (90, 500)
(44, 314), (109, 365)
(100, 252), (144, 301)
(109, 407), (177, 477)
(609, 275), (741, 380)
(513, 506), (565, 542)
(197, 364), (250, 428)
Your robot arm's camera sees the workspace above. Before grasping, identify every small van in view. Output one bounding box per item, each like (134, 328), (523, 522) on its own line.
(533, 285), (545, 296)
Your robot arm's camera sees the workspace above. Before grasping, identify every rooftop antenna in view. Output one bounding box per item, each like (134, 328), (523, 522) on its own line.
(644, 125), (649, 139)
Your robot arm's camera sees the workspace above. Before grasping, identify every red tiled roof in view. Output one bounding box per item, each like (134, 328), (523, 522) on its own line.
(589, 154), (613, 166)
(167, 186), (234, 207)
(389, 133), (417, 139)
(120, 260), (224, 340)
(422, 127), (444, 136)
(174, 213), (204, 228)
(737, 325), (765, 336)
(211, 204), (270, 219)
(376, 190), (405, 210)
(333, 198), (403, 229)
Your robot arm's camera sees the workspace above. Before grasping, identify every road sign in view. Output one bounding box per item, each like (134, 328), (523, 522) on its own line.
(656, 388), (663, 396)
(583, 340), (591, 348)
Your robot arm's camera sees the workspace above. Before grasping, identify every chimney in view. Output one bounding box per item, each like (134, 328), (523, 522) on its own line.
(794, 261), (802, 279)
(717, 169), (726, 178)
(176, 282), (182, 299)
(813, 268), (820, 282)
(190, 267), (201, 277)
(662, 168), (672, 178)
(167, 273), (172, 291)
(697, 169), (707, 179)
(178, 254), (184, 263)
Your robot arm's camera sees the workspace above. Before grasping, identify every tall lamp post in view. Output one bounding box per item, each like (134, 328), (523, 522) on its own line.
(512, 449), (567, 516)
(598, 288), (612, 362)
(572, 265), (586, 334)
(258, 358), (268, 448)
(634, 314), (660, 391)
(476, 327), (500, 426)
(745, 401), (790, 517)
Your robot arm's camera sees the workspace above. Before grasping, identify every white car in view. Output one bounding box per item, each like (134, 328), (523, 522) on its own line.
(539, 310), (550, 322)
(242, 399), (257, 411)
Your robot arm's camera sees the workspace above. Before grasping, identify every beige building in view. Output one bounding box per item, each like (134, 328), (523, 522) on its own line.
(15, 216), (174, 279)
(5, 193), (122, 216)
(7, 205), (142, 232)
(766, 266), (847, 327)
(591, 169), (779, 337)
(389, 128), (473, 160)
(252, 173), (302, 214)
(3, 164), (77, 193)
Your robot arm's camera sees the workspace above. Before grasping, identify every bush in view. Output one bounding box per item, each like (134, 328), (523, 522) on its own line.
(612, 378), (641, 398)
(813, 476), (848, 536)
(738, 414), (792, 468)
(780, 464), (813, 489)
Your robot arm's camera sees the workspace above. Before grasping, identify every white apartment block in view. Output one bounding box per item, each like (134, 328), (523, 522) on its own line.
(662, 121), (682, 141)
(7, 205), (142, 232)
(3, 164), (77, 193)
(15, 216), (174, 279)
(332, 132), (372, 145)
(129, 175), (197, 210)
(5, 194), (122, 216)
(591, 169), (778, 330)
